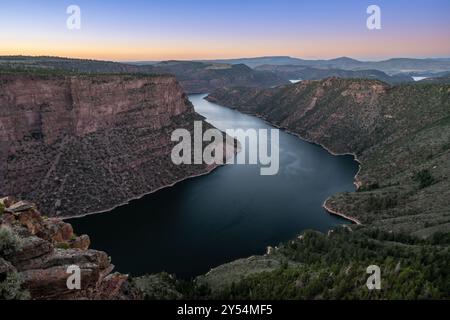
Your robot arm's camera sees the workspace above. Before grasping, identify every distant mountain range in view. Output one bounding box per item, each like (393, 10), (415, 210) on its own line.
(255, 65), (413, 85)
(0, 56), (287, 93)
(199, 56), (450, 74)
(418, 71), (450, 84)
(148, 60), (287, 93)
(2, 56), (450, 92)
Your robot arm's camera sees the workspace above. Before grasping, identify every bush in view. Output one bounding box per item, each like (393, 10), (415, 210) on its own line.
(0, 202), (4, 215)
(414, 169), (435, 189)
(0, 226), (22, 256)
(365, 194), (398, 211)
(55, 242), (71, 250)
(0, 270), (29, 300)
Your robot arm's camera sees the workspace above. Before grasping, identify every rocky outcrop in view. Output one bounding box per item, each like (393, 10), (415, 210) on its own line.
(207, 79), (450, 236)
(0, 73), (218, 217)
(0, 196), (136, 300)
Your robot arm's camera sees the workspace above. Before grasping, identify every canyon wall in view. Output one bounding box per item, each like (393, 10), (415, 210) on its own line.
(207, 79), (450, 236)
(0, 73), (216, 217)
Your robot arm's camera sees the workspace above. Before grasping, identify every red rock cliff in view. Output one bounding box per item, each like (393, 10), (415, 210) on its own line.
(0, 74), (214, 217)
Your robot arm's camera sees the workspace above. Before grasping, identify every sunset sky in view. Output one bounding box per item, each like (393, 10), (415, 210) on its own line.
(1, 0), (449, 61)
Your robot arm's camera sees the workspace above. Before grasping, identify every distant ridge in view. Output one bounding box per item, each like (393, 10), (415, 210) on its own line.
(195, 56), (450, 73)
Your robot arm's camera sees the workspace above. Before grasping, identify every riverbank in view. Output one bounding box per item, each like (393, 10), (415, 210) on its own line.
(204, 96), (363, 225)
(68, 93), (358, 278)
(64, 163), (221, 220)
(322, 199), (362, 225)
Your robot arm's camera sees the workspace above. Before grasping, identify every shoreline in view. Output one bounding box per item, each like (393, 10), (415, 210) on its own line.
(322, 198), (362, 225)
(205, 96), (363, 225)
(64, 163), (222, 220)
(67, 96), (363, 229)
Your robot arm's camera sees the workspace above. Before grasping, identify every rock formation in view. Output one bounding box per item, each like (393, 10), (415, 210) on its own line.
(0, 73), (218, 217)
(0, 196), (137, 300)
(207, 78), (450, 236)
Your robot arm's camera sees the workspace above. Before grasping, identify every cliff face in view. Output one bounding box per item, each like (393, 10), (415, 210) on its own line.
(0, 74), (215, 217)
(0, 196), (136, 300)
(207, 79), (450, 236)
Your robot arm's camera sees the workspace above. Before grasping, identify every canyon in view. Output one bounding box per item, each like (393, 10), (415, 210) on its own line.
(0, 72), (220, 217)
(206, 78), (450, 236)
(1, 62), (449, 300)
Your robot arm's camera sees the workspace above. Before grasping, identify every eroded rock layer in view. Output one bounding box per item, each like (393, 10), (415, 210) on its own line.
(207, 78), (450, 236)
(0, 196), (137, 300)
(0, 74), (214, 217)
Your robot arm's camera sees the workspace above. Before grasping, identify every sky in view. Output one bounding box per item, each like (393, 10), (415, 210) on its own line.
(1, 0), (449, 61)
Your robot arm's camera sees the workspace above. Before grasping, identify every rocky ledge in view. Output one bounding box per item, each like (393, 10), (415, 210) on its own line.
(0, 196), (138, 300)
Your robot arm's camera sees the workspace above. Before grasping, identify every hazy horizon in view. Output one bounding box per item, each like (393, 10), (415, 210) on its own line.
(3, 54), (450, 64)
(1, 0), (449, 60)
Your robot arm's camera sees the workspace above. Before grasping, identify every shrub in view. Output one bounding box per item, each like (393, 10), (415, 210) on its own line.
(55, 242), (71, 250)
(414, 169), (435, 189)
(365, 194), (398, 211)
(358, 183), (380, 192)
(0, 226), (22, 256)
(0, 270), (29, 300)
(0, 202), (4, 215)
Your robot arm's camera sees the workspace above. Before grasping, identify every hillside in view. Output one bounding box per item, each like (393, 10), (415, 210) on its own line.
(255, 65), (413, 84)
(207, 78), (450, 236)
(0, 56), (288, 93)
(0, 72), (228, 217)
(150, 61), (288, 93)
(147, 78), (450, 300)
(202, 56), (450, 73)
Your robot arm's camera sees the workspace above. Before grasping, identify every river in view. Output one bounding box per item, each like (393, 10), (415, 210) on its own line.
(69, 94), (359, 279)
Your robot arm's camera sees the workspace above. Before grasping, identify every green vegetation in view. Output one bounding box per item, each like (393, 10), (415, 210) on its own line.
(0, 269), (29, 300)
(0, 226), (22, 256)
(55, 242), (71, 250)
(0, 66), (165, 78)
(207, 79), (450, 236)
(0, 202), (4, 215)
(365, 193), (398, 211)
(414, 169), (435, 189)
(133, 228), (450, 300)
(194, 228), (450, 300)
(135, 271), (217, 300)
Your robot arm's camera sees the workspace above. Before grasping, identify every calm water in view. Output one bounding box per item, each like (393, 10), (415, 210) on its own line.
(69, 94), (358, 279)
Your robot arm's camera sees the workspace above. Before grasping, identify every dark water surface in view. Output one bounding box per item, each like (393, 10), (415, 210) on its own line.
(69, 94), (358, 279)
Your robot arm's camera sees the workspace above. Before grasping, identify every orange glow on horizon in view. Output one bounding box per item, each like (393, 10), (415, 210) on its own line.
(1, 36), (449, 61)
